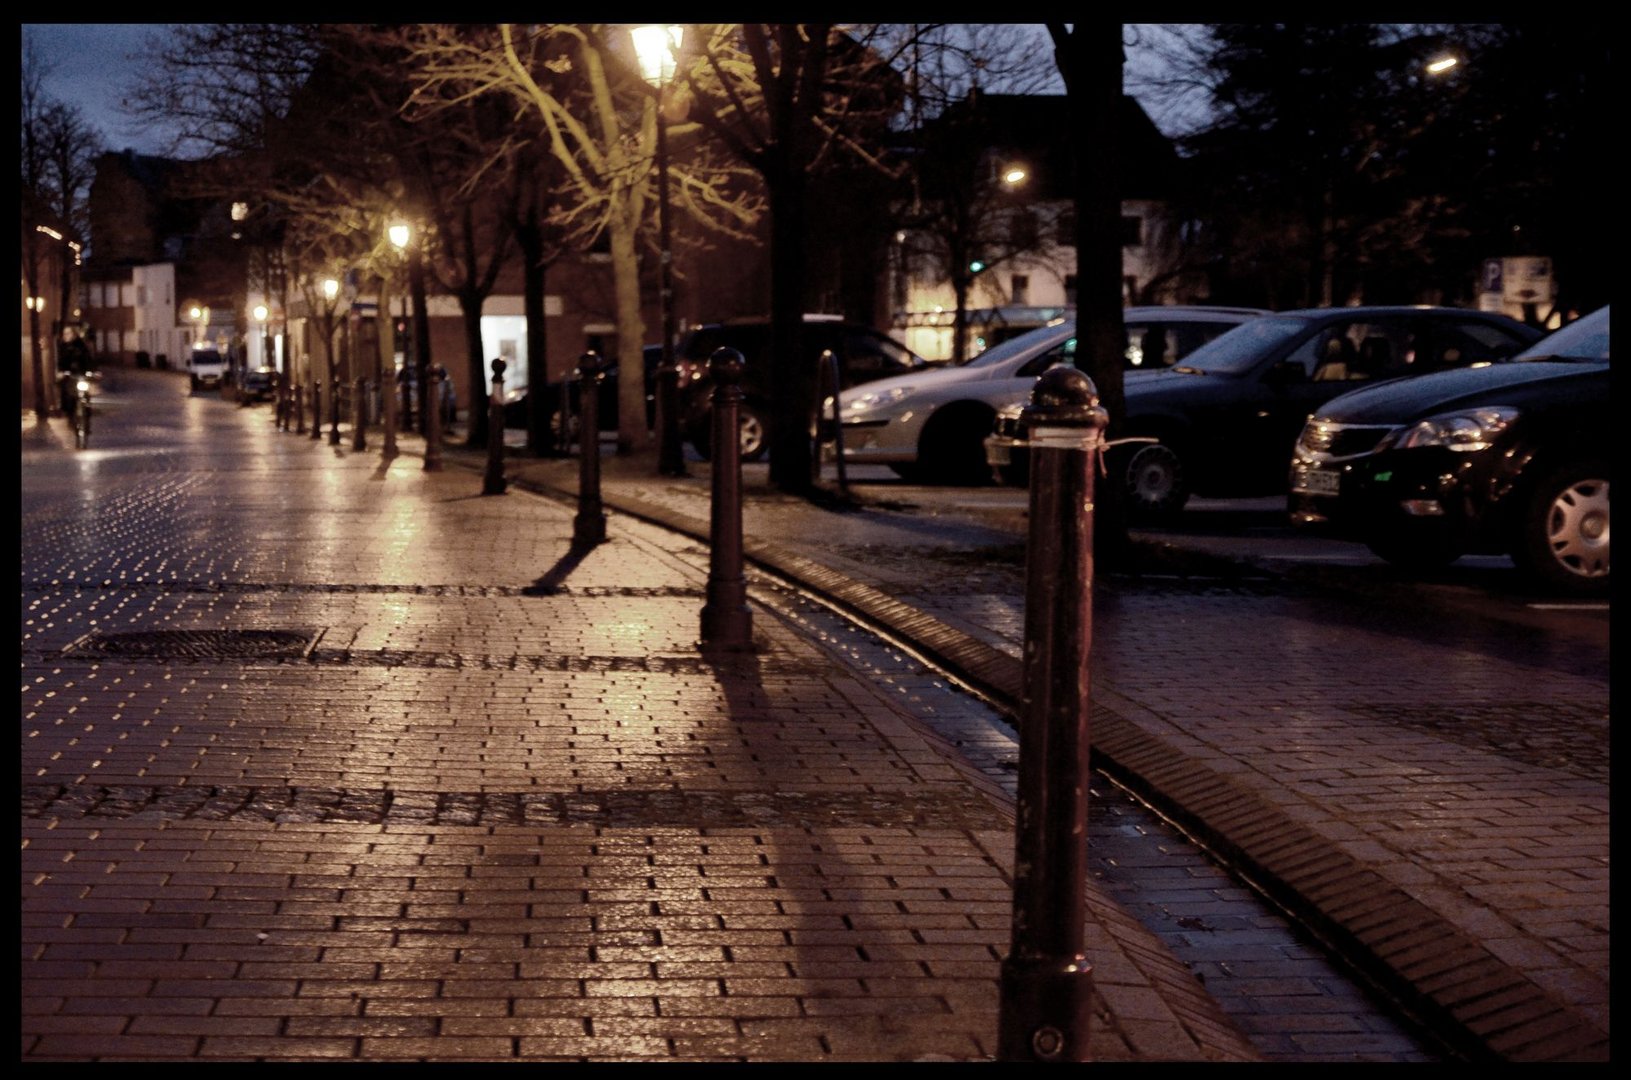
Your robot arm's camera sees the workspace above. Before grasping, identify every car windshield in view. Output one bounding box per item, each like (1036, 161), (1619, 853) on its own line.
(1511, 307), (1610, 363)
(960, 320), (1076, 369)
(1171, 316), (1313, 375)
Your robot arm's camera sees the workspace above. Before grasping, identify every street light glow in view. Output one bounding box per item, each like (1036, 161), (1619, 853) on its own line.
(1003, 166), (1028, 186)
(323, 278), (339, 301)
(389, 223), (411, 250)
(1426, 55), (1459, 75)
(631, 24), (683, 85)
(253, 304), (269, 322)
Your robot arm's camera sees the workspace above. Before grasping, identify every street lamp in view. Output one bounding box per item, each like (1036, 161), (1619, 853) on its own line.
(632, 23), (687, 477)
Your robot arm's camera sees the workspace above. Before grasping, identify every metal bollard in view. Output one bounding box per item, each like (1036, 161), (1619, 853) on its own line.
(382, 372), (398, 459)
(996, 365), (1109, 1063)
(822, 348), (848, 498)
(329, 374), (342, 445)
(483, 358), (508, 495)
(572, 353), (607, 547)
(352, 375), (368, 451)
(423, 366), (445, 472)
(398, 368), (413, 432)
(310, 377), (323, 440)
(699, 347), (754, 651)
(295, 383), (306, 435)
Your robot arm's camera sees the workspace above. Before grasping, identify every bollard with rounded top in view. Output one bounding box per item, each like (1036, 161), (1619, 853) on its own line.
(997, 365), (1109, 1063)
(699, 347), (754, 651)
(572, 353), (608, 547)
(352, 375), (368, 451)
(398, 367), (413, 432)
(423, 366), (446, 471)
(381, 370), (398, 460)
(310, 377), (323, 440)
(295, 383), (306, 435)
(483, 358), (508, 495)
(329, 373), (342, 445)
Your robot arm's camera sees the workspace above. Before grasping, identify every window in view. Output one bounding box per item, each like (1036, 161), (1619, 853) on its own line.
(1017, 337), (1078, 378)
(137, 285), (147, 306)
(1010, 274), (1030, 305)
(1063, 275), (1077, 306)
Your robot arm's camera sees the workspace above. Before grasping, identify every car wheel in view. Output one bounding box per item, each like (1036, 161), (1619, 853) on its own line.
(1512, 459), (1609, 595)
(737, 404), (768, 462)
(918, 407), (994, 486)
(1122, 441), (1189, 519)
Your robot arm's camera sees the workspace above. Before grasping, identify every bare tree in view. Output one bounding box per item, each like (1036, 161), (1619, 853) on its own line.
(673, 23), (906, 492)
(399, 23), (761, 456)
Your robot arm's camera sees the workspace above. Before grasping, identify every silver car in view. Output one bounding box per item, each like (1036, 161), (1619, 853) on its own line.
(836, 306), (1265, 483)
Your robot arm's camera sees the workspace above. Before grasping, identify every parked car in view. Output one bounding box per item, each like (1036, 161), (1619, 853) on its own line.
(677, 316), (929, 461)
(1288, 305), (1609, 594)
(239, 366), (277, 403)
(991, 305), (1543, 513)
(842, 306), (1266, 484)
(185, 347), (227, 393)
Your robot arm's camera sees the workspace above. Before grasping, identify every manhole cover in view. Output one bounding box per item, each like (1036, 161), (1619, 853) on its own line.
(64, 629), (321, 659)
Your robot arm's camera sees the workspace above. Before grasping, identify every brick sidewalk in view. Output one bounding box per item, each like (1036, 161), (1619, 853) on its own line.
(21, 382), (1256, 1062)
(462, 432), (1608, 1063)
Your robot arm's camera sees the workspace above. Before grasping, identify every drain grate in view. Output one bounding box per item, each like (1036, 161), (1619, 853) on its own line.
(63, 628), (322, 660)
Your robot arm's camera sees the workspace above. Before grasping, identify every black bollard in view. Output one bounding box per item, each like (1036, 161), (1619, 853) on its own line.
(310, 377), (323, 440)
(483, 358), (508, 495)
(329, 374), (341, 445)
(572, 353), (607, 547)
(398, 367), (413, 433)
(352, 375), (368, 451)
(996, 365), (1109, 1063)
(699, 347), (754, 651)
(423, 366), (445, 472)
(382, 371), (398, 459)
(295, 383), (305, 435)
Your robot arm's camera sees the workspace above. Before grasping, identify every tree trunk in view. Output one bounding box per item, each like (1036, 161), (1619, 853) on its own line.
(408, 245), (432, 436)
(766, 160), (812, 494)
(608, 198), (650, 455)
(1055, 25), (1130, 565)
(461, 294), (487, 447)
(518, 233), (553, 455)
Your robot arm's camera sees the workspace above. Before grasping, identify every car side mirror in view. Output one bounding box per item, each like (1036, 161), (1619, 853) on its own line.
(1265, 359), (1306, 387)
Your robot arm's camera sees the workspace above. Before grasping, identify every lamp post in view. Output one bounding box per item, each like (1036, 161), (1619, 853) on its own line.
(252, 303), (270, 413)
(632, 24), (687, 478)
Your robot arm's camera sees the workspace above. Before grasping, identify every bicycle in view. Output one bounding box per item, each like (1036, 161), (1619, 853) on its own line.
(72, 374), (94, 449)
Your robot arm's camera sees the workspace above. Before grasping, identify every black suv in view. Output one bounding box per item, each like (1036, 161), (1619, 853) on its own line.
(1289, 305), (1609, 595)
(675, 316), (927, 459)
(1107, 306), (1542, 517)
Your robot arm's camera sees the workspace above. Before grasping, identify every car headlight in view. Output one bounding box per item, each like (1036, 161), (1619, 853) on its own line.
(1388, 406), (1519, 452)
(846, 385), (916, 414)
(76, 379), (90, 393)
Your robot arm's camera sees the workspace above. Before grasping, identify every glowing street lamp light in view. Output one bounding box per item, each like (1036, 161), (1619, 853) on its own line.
(1002, 166), (1029, 187)
(632, 23), (688, 477)
(1425, 54), (1459, 75)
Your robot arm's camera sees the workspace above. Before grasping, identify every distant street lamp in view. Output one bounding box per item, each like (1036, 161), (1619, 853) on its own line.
(1425, 54), (1459, 75)
(632, 23), (688, 477)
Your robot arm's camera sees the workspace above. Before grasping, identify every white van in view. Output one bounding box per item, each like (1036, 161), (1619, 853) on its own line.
(186, 346), (227, 393)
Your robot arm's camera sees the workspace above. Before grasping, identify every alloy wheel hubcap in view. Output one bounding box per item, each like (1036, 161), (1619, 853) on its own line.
(1546, 478), (1609, 578)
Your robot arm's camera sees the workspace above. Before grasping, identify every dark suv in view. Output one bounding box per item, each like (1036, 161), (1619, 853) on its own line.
(675, 316), (927, 460)
(1289, 305), (1609, 594)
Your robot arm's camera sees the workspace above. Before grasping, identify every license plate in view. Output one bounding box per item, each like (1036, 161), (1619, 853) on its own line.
(1292, 465), (1340, 496)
